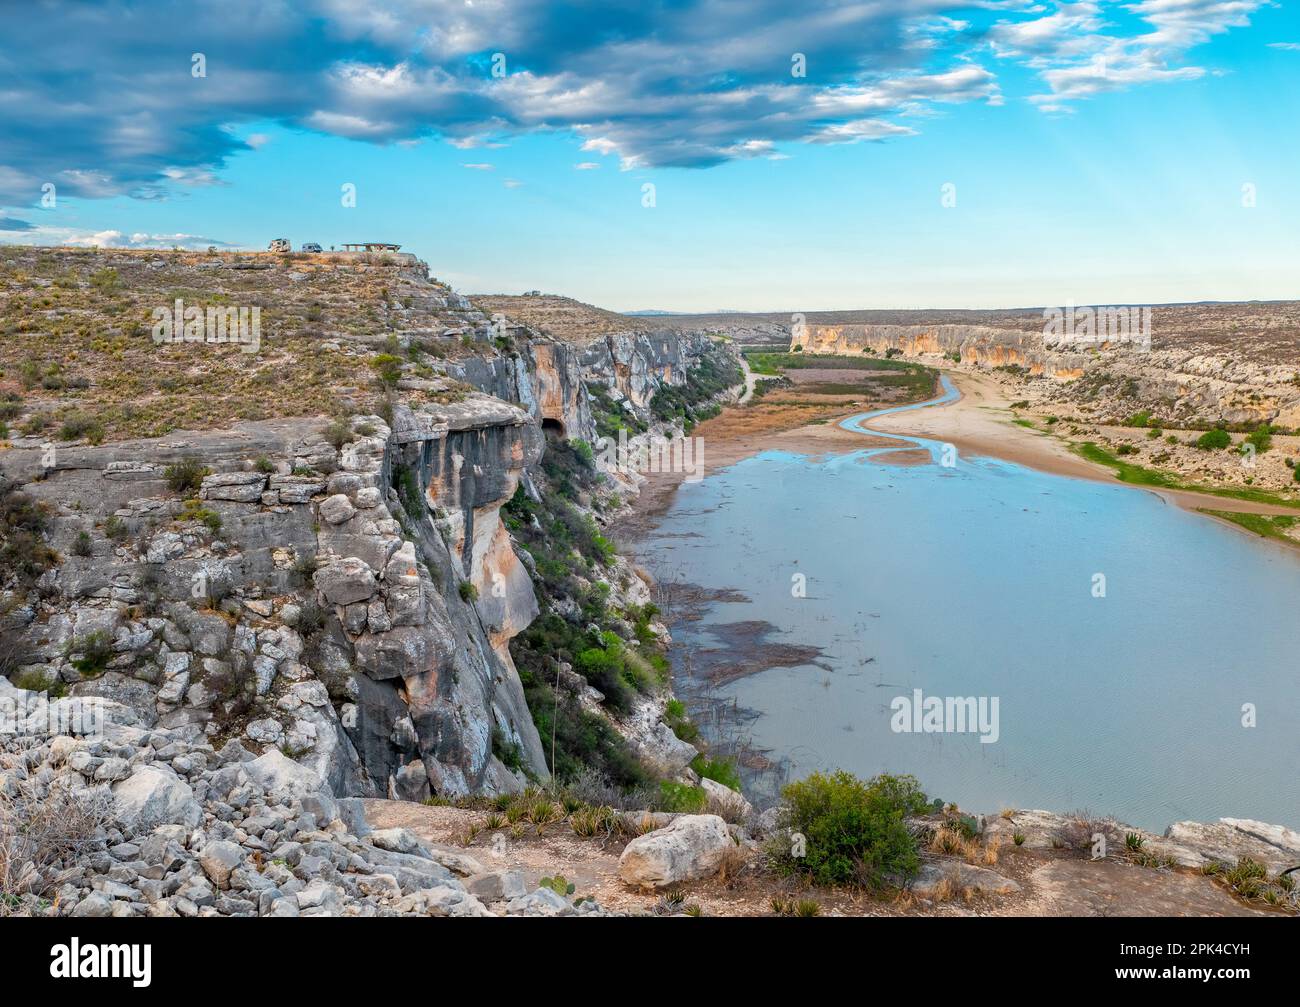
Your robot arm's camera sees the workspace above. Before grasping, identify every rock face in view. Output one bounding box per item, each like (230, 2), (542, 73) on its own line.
(618, 814), (735, 889)
(794, 322), (1091, 381)
(0, 251), (741, 810)
(0, 391), (560, 802)
(451, 298), (721, 437)
(787, 313), (1300, 428)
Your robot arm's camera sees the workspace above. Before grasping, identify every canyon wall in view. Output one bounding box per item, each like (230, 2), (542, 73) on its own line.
(0, 250), (729, 802)
(790, 319), (1300, 425)
(793, 323), (1092, 381)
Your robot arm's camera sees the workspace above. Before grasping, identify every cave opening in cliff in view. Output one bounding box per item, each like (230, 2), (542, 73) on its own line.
(541, 417), (566, 440)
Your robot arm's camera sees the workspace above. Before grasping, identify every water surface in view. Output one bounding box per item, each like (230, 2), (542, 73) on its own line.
(643, 378), (1300, 829)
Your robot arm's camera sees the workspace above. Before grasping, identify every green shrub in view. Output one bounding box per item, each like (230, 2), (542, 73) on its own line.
(1245, 424), (1273, 454)
(664, 698), (700, 743)
(370, 353), (404, 390)
(0, 483), (57, 583)
(12, 669), (65, 697)
(773, 771), (930, 889)
(69, 629), (113, 677)
(1195, 427), (1231, 450)
(658, 781), (707, 812)
(492, 727), (525, 772)
(458, 581), (478, 603)
(72, 530), (93, 557)
(322, 418), (353, 450)
(58, 413), (105, 444)
(164, 457), (209, 494)
(691, 754), (742, 791)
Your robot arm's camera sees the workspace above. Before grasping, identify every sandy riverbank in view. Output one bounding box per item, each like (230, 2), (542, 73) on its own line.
(867, 369), (1300, 520)
(613, 367), (1298, 546)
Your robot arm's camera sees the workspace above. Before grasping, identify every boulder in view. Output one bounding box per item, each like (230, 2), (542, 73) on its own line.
(112, 765), (203, 832)
(243, 748), (322, 796)
(505, 886), (574, 916)
(200, 471), (266, 502)
(466, 870), (528, 902)
(910, 860), (1021, 898)
(199, 840), (246, 889)
(313, 557), (377, 605)
(1164, 819), (1300, 874)
(319, 493), (357, 525)
(700, 777), (753, 820)
(617, 814), (734, 889)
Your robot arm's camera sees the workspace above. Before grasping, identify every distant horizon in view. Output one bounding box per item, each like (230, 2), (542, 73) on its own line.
(6, 240), (1296, 315)
(613, 298), (1300, 317)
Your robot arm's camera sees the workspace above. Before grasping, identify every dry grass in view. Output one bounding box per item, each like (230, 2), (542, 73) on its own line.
(0, 773), (111, 915)
(0, 246), (479, 442)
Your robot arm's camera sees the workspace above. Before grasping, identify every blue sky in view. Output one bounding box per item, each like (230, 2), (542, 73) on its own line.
(1, 1), (1297, 310)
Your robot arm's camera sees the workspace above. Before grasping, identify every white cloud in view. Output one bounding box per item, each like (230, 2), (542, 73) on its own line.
(988, 0), (1270, 109)
(0, 0), (1271, 203)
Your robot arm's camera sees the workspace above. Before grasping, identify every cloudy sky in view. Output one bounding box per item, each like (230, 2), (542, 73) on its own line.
(1, 0), (1296, 309)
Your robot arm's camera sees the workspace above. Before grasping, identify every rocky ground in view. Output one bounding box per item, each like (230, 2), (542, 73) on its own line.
(3, 679), (1295, 917)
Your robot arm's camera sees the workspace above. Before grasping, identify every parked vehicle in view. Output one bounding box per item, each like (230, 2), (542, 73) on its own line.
(268, 238), (291, 252)
(301, 242), (322, 253)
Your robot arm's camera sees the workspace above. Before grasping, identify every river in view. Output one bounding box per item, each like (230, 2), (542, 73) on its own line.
(642, 376), (1300, 830)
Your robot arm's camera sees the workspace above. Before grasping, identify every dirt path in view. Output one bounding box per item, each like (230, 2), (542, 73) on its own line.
(735, 353), (760, 404)
(362, 799), (1272, 917)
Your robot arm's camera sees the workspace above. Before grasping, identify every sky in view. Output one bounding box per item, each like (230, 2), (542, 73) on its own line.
(1, 0), (1297, 311)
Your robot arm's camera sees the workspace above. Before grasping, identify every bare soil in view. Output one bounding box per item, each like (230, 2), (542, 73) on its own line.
(363, 799), (1273, 917)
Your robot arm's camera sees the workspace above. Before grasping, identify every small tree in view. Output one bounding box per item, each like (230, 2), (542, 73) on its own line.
(370, 353), (403, 390)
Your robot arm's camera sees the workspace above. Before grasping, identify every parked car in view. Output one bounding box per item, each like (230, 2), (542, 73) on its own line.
(301, 242), (322, 253)
(268, 238), (291, 252)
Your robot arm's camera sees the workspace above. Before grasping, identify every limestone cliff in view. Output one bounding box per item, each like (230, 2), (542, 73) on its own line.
(776, 308), (1300, 427)
(0, 246), (732, 802)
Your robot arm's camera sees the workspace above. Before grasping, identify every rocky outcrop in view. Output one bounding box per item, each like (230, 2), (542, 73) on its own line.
(0, 712), (623, 918)
(447, 338), (592, 440)
(793, 322), (1093, 381)
(790, 318), (1300, 427)
(0, 393), (550, 803)
(977, 809), (1300, 875)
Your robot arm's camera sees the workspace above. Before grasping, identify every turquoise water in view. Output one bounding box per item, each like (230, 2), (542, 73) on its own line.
(643, 377), (1300, 829)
